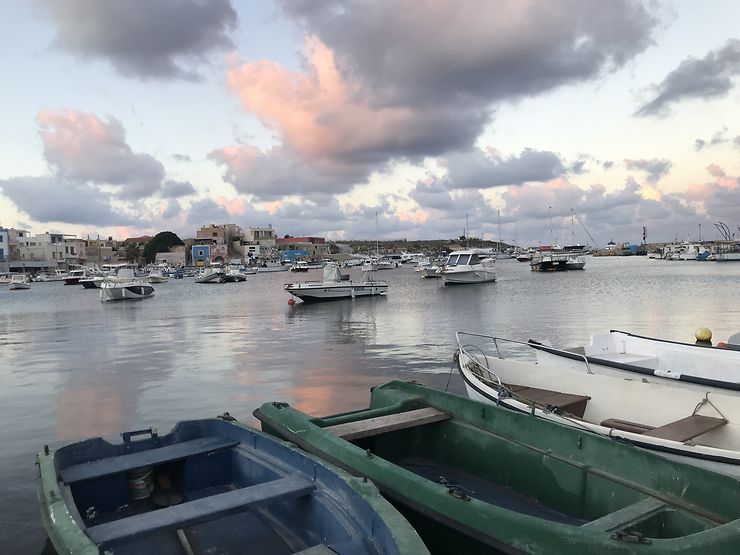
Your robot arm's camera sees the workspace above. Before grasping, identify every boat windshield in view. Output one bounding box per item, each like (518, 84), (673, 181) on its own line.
(446, 255), (459, 266)
(469, 254), (480, 264)
(457, 254), (471, 265)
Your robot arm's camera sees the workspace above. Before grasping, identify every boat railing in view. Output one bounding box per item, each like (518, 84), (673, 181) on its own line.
(455, 331), (594, 375)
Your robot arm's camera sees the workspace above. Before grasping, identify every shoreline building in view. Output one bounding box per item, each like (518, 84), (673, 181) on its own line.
(276, 236), (328, 261)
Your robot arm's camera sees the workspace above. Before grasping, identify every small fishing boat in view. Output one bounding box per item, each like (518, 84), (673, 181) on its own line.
(8, 274), (31, 290)
(530, 329), (740, 393)
(290, 260), (310, 272)
(100, 268), (154, 301)
(194, 265), (226, 283)
(439, 249), (496, 284)
(415, 258), (441, 278)
(64, 268), (89, 285)
(285, 263), (388, 303)
(456, 331), (740, 467)
(37, 417), (428, 555)
(256, 380), (740, 554)
(146, 270), (169, 284)
(79, 276), (104, 289)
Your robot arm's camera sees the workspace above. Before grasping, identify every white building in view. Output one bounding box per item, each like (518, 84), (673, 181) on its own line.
(0, 228), (8, 262)
(16, 232), (86, 267)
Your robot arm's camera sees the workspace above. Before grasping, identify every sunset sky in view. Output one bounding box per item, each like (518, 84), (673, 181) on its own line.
(1, 0), (739, 246)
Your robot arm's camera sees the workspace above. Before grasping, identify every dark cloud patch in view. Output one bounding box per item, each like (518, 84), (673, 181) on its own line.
(281, 1), (657, 107)
(0, 176), (137, 226)
(446, 148), (565, 189)
(636, 39), (740, 117)
(694, 127), (729, 151)
(186, 198), (231, 225)
(160, 180), (196, 198)
(734, 136), (740, 149)
(624, 158), (673, 184)
(161, 200), (182, 219)
(36, 0), (238, 80)
(172, 153), (192, 162)
(602, 161), (614, 170)
(569, 160), (587, 175)
(208, 145), (370, 200)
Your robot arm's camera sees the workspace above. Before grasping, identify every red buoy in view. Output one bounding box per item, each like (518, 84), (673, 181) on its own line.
(288, 298), (296, 305)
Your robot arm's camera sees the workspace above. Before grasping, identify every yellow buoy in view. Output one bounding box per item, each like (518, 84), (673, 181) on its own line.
(695, 327), (712, 342)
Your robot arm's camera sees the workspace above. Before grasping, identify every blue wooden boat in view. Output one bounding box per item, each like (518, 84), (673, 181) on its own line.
(37, 417), (429, 555)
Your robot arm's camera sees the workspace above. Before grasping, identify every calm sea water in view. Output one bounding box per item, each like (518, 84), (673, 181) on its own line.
(3, 256), (740, 552)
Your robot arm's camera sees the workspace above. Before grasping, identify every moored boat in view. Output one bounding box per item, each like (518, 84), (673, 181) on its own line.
(256, 380), (740, 554)
(456, 331), (740, 467)
(8, 274), (31, 290)
(64, 268), (88, 285)
(37, 417), (429, 555)
(530, 329), (740, 393)
(439, 249), (496, 284)
(80, 276), (104, 289)
(100, 268), (154, 301)
(285, 263), (388, 303)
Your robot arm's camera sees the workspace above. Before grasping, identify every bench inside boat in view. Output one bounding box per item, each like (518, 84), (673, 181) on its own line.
(319, 406), (723, 540)
(601, 414), (727, 441)
(53, 420), (402, 554)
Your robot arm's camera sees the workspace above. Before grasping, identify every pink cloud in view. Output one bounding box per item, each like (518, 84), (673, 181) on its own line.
(226, 38), (457, 165)
(396, 209), (429, 224)
(214, 196), (248, 215)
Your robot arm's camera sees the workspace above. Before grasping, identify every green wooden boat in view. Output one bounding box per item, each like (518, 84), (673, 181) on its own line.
(255, 380), (740, 554)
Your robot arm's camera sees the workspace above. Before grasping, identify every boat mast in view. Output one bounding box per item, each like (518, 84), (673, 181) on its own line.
(549, 206), (553, 246)
(497, 209), (501, 254)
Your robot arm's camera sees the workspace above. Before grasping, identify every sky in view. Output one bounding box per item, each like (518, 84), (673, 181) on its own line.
(0, 0), (739, 246)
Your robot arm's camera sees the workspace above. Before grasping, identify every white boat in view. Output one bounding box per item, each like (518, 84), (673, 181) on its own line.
(439, 250), (496, 285)
(376, 257), (397, 270)
(64, 268), (88, 285)
(565, 254), (586, 270)
(8, 274), (31, 290)
(664, 243), (711, 261)
(79, 276), (104, 289)
(530, 330), (740, 394)
(45, 270), (70, 282)
(399, 252), (425, 265)
(285, 263), (388, 303)
(515, 250), (533, 262)
(415, 258), (441, 278)
(146, 269), (169, 284)
(531, 245), (587, 271)
(456, 331), (740, 467)
(195, 265), (226, 283)
(290, 261), (310, 272)
(100, 268), (154, 301)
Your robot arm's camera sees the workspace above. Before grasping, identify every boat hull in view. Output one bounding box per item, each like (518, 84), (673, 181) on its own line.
(38, 418), (428, 555)
(286, 283), (388, 302)
(8, 283), (30, 290)
(441, 269), (496, 284)
(256, 380), (740, 554)
(80, 278), (102, 289)
(100, 284), (154, 301)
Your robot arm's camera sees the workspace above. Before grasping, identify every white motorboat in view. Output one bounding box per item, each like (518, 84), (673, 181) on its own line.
(530, 245), (587, 271)
(80, 276), (104, 289)
(100, 268), (154, 301)
(290, 261), (310, 272)
(8, 274), (31, 290)
(664, 243), (711, 261)
(195, 265), (226, 283)
(64, 268), (88, 285)
(146, 269), (169, 284)
(456, 331), (740, 468)
(285, 263), (388, 303)
(529, 330), (740, 394)
(515, 250), (533, 262)
(439, 250), (496, 285)
(415, 258), (441, 278)
(565, 254), (586, 270)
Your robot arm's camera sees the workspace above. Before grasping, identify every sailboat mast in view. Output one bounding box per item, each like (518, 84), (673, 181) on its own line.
(549, 206), (553, 246)
(497, 209), (501, 253)
(375, 211), (379, 257)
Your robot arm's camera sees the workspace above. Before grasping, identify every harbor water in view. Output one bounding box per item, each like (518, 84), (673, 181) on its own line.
(4, 256), (740, 552)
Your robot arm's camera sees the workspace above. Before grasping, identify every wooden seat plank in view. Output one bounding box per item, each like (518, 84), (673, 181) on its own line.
(601, 418), (655, 434)
(643, 414), (727, 441)
(61, 437), (238, 484)
(504, 384), (591, 418)
(87, 476), (315, 545)
(323, 407), (449, 441)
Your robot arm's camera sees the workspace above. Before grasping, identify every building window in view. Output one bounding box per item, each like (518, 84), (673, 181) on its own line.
(0, 235), (3, 242)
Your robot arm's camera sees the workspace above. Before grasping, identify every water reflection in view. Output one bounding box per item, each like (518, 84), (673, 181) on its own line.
(5, 257), (740, 552)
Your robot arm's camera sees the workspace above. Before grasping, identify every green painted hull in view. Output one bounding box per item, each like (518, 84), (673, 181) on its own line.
(255, 381), (740, 554)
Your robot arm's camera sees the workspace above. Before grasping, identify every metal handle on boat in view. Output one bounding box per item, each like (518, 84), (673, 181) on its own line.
(121, 428), (158, 445)
(455, 332), (594, 374)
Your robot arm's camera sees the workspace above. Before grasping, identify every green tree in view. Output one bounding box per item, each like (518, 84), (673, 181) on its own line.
(143, 231), (185, 264)
(125, 243), (140, 263)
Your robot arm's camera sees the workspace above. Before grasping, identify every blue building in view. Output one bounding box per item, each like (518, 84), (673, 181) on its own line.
(280, 249), (310, 262)
(191, 244), (211, 267)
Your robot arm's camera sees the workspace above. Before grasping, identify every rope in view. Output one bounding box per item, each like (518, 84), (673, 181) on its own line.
(692, 392), (728, 421)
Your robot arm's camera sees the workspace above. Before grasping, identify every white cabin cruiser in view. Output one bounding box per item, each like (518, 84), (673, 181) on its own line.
(195, 265), (226, 283)
(285, 263), (388, 303)
(8, 274), (31, 290)
(100, 268), (154, 301)
(456, 331), (740, 468)
(439, 250), (496, 285)
(146, 269), (169, 283)
(415, 258), (441, 278)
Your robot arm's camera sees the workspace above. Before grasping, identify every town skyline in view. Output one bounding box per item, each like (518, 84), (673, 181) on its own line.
(1, 1), (739, 247)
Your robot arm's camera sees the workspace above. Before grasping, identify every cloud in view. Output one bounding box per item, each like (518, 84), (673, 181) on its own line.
(222, 1), (656, 198)
(35, 0), (238, 80)
(735, 136), (740, 149)
(624, 158), (673, 184)
(636, 39), (740, 117)
(281, 1), (657, 106)
(602, 161), (614, 170)
(683, 165), (740, 222)
(694, 127), (730, 151)
(0, 176), (137, 226)
(37, 109), (165, 198)
(209, 144), (368, 200)
(444, 148), (566, 189)
(160, 180), (196, 198)
(172, 153), (192, 162)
